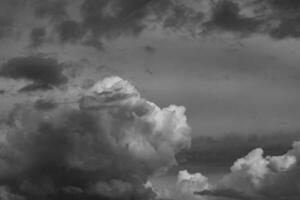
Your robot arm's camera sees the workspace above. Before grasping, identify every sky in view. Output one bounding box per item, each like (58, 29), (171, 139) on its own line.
(1, 0), (300, 200)
(1, 0), (300, 138)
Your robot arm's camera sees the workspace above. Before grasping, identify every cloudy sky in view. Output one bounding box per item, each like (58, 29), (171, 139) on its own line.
(1, 0), (300, 138)
(1, 0), (300, 200)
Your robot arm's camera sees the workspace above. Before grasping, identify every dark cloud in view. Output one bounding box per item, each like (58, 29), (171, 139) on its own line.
(33, 99), (58, 111)
(18, 83), (54, 93)
(202, 0), (300, 39)
(56, 20), (84, 43)
(0, 56), (67, 88)
(269, 19), (300, 39)
(162, 3), (204, 33)
(204, 0), (261, 35)
(83, 36), (104, 51)
(33, 0), (68, 22)
(143, 46), (156, 54)
(80, 0), (152, 39)
(30, 27), (46, 47)
(267, 0), (300, 10)
(256, 0), (300, 39)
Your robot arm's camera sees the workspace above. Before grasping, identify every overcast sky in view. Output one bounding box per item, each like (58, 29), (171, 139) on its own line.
(1, 0), (300, 138)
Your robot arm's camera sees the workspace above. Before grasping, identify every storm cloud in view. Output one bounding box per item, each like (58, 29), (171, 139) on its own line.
(0, 76), (191, 200)
(0, 56), (67, 91)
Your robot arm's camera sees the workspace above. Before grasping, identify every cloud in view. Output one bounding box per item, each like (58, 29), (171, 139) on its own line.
(3, 0), (300, 48)
(18, 83), (54, 92)
(143, 46), (156, 54)
(190, 139), (300, 200)
(33, 99), (58, 111)
(177, 170), (210, 196)
(29, 27), (46, 48)
(0, 76), (191, 200)
(0, 56), (68, 90)
(56, 20), (84, 43)
(0, 17), (13, 40)
(202, 0), (300, 39)
(33, 0), (68, 22)
(80, 0), (154, 39)
(253, 0), (300, 39)
(204, 0), (261, 35)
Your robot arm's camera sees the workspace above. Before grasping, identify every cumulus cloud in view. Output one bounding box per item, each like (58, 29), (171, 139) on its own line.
(177, 170), (210, 196)
(0, 56), (68, 91)
(191, 140), (300, 200)
(0, 76), (191, 200)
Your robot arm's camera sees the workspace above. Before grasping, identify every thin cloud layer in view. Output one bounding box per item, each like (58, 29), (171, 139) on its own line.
(0, 76), (191, 200)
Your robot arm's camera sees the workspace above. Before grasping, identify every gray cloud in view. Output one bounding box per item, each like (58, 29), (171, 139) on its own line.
(0, 76), (191, 200)
(29, 27), (46, 48)
(56, 20), (84, 43)
(0, 56), (68, 90)
(0, 17), (13, 40)
(33, 0), (68, 23)
(254, 0), (300, 39)
(204, 0), (261, 35)
(33, 99), (58, 111)
(143, 46), (156, 54)
(80, 0), (154, 39)
(18, 82), (54, 92)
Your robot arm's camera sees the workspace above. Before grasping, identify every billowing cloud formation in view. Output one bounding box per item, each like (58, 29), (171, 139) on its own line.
(0, 56), (67, 91)
(0, 76), (191, 200)
(191, 140), (300, 200)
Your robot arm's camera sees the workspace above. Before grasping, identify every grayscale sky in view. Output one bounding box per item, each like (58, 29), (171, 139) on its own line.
(1, 0), (300, 138)
(1, 1), (300, 199)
